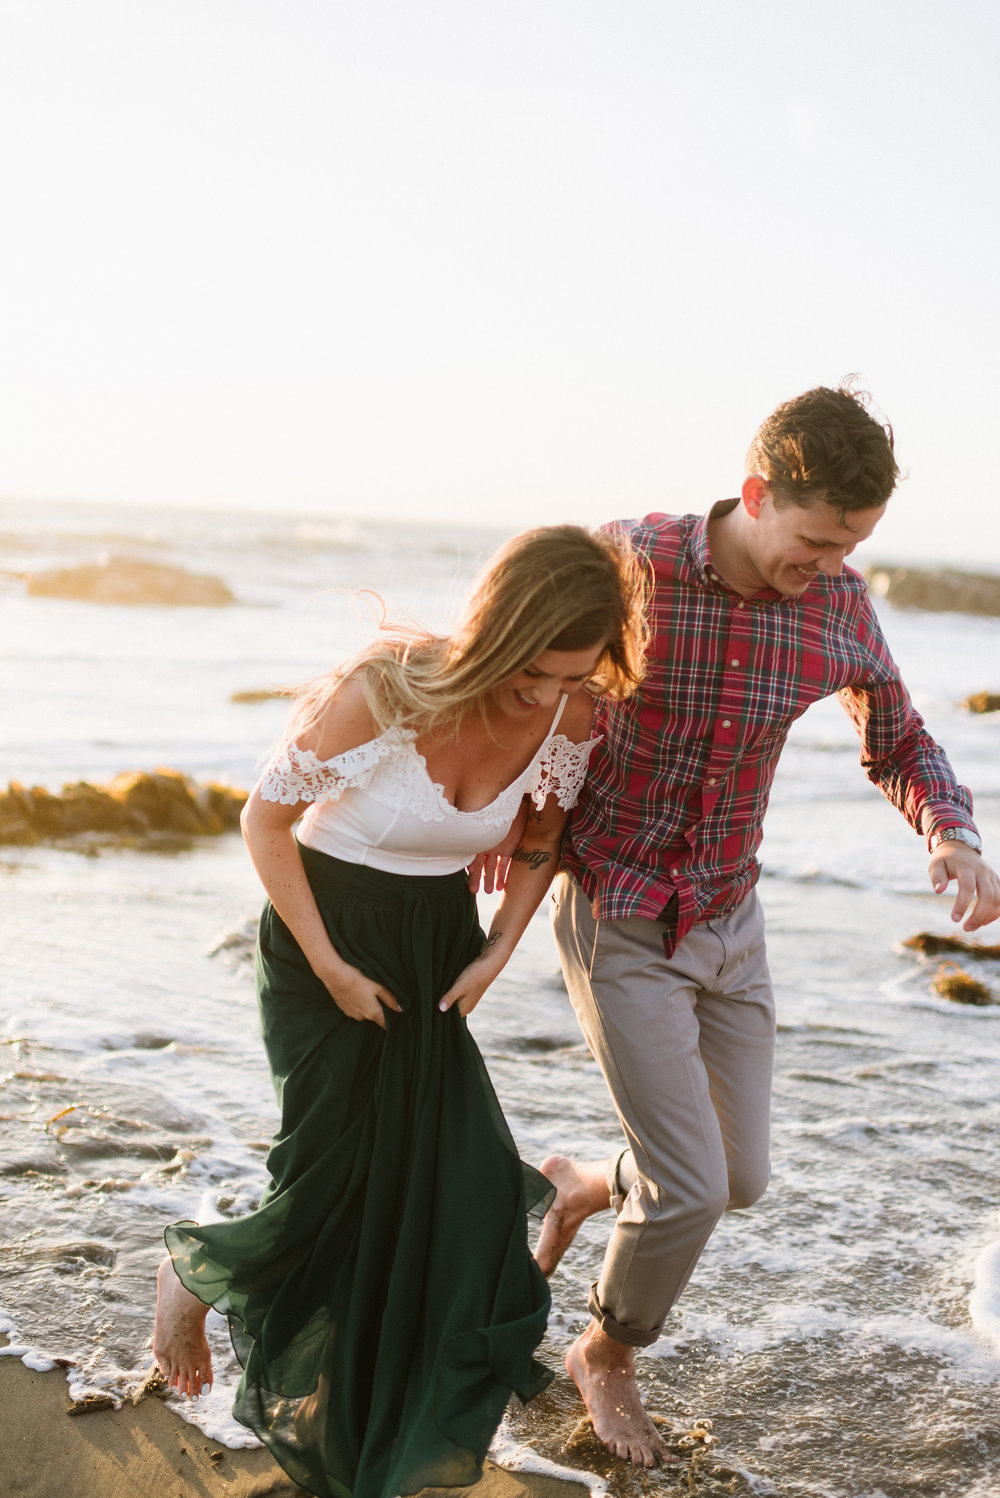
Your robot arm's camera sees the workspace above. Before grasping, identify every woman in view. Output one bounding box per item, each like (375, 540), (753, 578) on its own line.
(153, 524), (646, 1498)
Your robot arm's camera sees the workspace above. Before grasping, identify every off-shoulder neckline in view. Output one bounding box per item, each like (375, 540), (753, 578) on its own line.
(412, 693), (570, 816)
(292, 694), (573, 818)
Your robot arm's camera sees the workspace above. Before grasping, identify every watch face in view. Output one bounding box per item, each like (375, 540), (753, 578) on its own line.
(936, 828), (981, 851)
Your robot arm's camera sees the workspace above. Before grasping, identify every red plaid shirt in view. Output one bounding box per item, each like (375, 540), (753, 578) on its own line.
(563, 503), (977, 949)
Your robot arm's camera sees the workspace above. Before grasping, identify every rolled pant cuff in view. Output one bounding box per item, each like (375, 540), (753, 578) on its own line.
(587, 1282), (662, 1348)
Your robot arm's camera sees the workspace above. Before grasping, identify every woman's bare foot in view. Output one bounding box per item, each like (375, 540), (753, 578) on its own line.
(153, 1258), (213, 1398)
(565, 1321), (675, 1469)
(534, 1156), (612, 1277)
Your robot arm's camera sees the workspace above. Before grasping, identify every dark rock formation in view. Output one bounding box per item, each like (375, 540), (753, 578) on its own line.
(964, 692), (1000, 714)
(0, 770), (247, 847)
(903, 931), (1000, 960)
(24, 556), (235, 607)
(867, 565), (1000, 617)
(931, 964), (994, 1005)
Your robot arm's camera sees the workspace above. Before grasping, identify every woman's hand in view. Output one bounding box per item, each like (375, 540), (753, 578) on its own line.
(315, 956), (403, 1028)
(242, 797), (402, 1028)
(437, 944), (502, 1018)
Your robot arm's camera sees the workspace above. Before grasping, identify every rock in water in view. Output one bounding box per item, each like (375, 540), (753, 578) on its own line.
(932, 964), (994, 1006)
(866, 565), (1000, 617)
(24, 555), (235, 606)
(0, 770), (247, 845)
(903, 931), (1000, 960)
(230, 687), (287, 704)
(964, 692), (1000, 714)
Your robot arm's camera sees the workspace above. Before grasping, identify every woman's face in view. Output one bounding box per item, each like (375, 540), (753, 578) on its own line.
(492, 643), (605, 720)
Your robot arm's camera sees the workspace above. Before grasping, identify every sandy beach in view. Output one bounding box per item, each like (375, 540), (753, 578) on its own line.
(0, 1348), (587, 1498)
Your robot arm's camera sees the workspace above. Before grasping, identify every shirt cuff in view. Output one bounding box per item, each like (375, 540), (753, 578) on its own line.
(922, 806), (981, 851)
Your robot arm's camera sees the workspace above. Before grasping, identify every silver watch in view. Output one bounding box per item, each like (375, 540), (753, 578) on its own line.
(929, 826), (983, 854)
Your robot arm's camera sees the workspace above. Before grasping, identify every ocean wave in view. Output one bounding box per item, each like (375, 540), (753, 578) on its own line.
(673, 1302), (993, 1373)
(970, 1237), (1000, 1358)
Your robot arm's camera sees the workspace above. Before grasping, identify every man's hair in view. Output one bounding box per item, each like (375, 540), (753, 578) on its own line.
(746, 382), (899, 516)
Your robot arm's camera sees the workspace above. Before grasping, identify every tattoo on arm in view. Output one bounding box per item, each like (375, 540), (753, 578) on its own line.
(512, 846), (552, 872)
(477, 930), (503, 960)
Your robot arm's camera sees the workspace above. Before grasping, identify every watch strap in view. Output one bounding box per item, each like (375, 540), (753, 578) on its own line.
(928, 826), (983, 854)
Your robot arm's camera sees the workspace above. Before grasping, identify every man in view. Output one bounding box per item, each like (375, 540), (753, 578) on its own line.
(534, 385), (1000, 1468)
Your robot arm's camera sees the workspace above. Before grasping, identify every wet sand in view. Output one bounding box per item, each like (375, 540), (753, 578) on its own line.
(0, 1353), (587, 1498)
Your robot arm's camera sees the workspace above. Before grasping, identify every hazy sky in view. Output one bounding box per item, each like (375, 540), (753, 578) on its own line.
(2, 0), (998, 566)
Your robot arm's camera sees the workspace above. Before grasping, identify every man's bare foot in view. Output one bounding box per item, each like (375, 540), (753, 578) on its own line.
(153, 1258), (213, 1398)
(535, 1156), (612, 1278)
(565, 1320), (675, 1469)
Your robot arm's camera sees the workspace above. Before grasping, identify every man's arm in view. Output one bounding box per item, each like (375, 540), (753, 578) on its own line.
(838, 601), (999, 930)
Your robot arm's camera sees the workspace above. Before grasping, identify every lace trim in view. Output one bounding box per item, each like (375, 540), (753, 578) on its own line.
(376, 743), (478, 825)
(258, 726), (416, 807)
(379, 743), (529, 828)
(528, 734), (602, 811)
(259, 726), (601, 821)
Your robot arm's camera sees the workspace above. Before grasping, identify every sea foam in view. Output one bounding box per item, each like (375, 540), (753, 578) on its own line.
(969, 1235), (1000, 1358)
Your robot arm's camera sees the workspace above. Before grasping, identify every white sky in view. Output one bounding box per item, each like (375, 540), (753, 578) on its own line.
(1, 0), (998, 566)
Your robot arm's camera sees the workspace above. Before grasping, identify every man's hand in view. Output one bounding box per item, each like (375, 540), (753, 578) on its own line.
(929, 843), (1000, 931)
(466, 849), (509, 896)
(466, 800), (530, 894)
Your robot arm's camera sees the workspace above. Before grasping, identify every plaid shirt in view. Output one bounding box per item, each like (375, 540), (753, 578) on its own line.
(563, 503), (977, 949)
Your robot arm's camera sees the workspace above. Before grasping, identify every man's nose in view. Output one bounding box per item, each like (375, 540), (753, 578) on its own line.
(818, 549), (848, 576)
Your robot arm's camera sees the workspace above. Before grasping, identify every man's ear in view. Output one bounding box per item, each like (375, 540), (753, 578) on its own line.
(741, 473), (768, 517)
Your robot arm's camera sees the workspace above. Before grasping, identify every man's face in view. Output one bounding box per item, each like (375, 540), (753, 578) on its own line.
(746, 488), (886, 597)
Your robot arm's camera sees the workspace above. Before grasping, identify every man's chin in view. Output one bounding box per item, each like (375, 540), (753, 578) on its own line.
(778, 573), (818, 596)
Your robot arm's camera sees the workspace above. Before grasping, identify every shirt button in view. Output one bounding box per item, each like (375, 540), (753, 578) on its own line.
(738, 602), (746, 609)
(730, 658), (739, 667)
(722, 719), (731, 728)
(671, 867), (679, 876)
(708, 777), (717, 785)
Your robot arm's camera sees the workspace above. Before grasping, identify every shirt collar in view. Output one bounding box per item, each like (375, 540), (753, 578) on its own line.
(688, 497), (789, 605)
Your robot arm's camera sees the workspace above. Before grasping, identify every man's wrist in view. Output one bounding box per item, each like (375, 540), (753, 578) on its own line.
(928, 826), (983, 855)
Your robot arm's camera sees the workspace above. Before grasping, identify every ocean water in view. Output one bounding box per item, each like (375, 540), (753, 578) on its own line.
(2, 497), (1000, 1498)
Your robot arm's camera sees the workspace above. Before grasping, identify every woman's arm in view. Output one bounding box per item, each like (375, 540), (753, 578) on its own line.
(241, 678), (403, 1028)
(437, 792), (568, 1018)
(439, 692), (596, 1017)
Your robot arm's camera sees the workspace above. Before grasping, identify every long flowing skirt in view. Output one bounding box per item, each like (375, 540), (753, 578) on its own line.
(165, 846), (553, 1498)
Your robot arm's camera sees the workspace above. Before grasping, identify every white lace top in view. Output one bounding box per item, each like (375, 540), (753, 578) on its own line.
(259, 697), (601, 876)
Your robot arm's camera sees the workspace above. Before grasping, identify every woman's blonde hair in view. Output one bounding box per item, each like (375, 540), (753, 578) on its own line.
(286, 524), (647, 742)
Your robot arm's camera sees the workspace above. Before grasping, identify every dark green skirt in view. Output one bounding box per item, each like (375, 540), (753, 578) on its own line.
(165, 846), (553, 1498)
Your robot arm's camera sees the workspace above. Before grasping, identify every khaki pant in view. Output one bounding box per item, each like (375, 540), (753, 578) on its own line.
(551, 873), (775, 1346)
